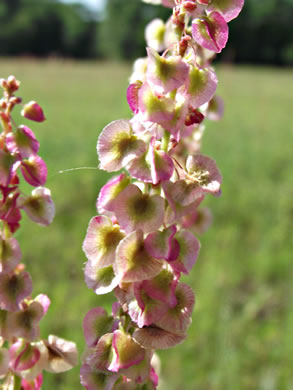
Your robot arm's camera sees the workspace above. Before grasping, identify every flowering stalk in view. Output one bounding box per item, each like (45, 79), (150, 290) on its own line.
(0, 76), (78, 390)
(81, 0), (244, 388)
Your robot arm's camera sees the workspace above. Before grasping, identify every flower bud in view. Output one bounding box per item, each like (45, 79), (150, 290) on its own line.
(0, 99), (7, 110)
(0, 112), (10, 124)
(183, 1), (197, 12)
(21, 101), (45, 123)
(179, 35), (190, 56)
(7, 76), (20, 93)
(9, 340), (41, 372)
(10, 96), (22, 105)
(184, 107), (205, 126)
(172, 8), (185, 40)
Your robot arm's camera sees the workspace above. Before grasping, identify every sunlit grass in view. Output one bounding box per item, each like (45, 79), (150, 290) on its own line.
(0, 59), (292, 390)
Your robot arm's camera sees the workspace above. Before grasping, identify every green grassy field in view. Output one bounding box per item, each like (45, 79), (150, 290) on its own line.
(0, 59), (292, 390)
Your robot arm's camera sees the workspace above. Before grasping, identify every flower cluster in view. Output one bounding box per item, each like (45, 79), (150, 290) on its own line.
(0, 77), (77, 390)
(81, 1), (243, 389)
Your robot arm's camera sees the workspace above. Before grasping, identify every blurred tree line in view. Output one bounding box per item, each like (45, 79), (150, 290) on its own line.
(0, 0), (97, 58)
(0, 0), (293, 65)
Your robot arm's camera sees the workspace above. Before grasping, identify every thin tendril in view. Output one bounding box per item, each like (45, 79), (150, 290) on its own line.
(46, 166), (99, 182)
(58, 167), (98, 174)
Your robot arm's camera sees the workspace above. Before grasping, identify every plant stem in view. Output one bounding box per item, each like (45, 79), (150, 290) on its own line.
(161, 130), (170, 153)
(13, 375), (21, 390)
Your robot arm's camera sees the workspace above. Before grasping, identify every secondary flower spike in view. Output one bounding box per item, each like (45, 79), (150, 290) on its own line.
(0, 76), (77, 388)
(81, 0), (244, 388)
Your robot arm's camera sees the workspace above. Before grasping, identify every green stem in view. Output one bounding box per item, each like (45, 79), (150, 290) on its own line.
(161, 130), (170, 153)
(2, 221), (11, 239)
(13, 375), (21, 390)
(0, 117), (8, 134)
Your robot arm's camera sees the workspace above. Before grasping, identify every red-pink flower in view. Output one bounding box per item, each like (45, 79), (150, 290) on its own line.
(21, 374), (43, 390)
(206, 95), (224, 121)
(186, 153), (222, 196)
(146, 47), (189, 94)
(166, 153), (222, 208)
(83, 215), (125, 268)
(169, 229), (200, 274)
(84, 262), (120, 296)
(9, 340), (41, 372)
(181, 206), (213, 234)
(80, 363), (118, 390)
(83, 307), (116, 347)
(108, 330), (145, 372)
(0, 234), (22, 274)
(0, 150), (19, 187)
(183, 65), (218, 108)
(0, 189), (21, 233)
(6, 126), (39, 159)
(208, 0), (244, 22)
(154, 282), (195, 335)
(83, 333), (114, 372)
(114, 230), (162, 283)
(97, 173), (131, 214)
(44, 335), (78, 373)
(113, 184), (165, 234)
(127, 138), (174, 185)
(162, 180), (204, 222)
(7, 300), (44, 341)
(138, 82), (175, 125)
(141, 269), (178, 307)
(192, 11), (229, 53)
(20, 155), (47, 187)
(35, 294), (51, 315)
(149, 137), (174, 184)
(0, 271), (32, 312)
(17, 187), (55, 226)
(144, 225), (179, 262)
(127, 82), (141, 114)
(133, 325), (185, 350)
(145, 18), (166, 52)
(97, 119), (146, 172)
(132, 282), (168, 327)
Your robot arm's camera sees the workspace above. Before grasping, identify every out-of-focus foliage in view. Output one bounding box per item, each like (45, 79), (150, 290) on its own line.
(226, 0), (293, 65)
(0, 0), (99, 58)
(99, 0), (170, 60)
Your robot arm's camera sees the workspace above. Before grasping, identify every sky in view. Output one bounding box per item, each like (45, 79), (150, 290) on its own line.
(61, 0), (106, 13)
